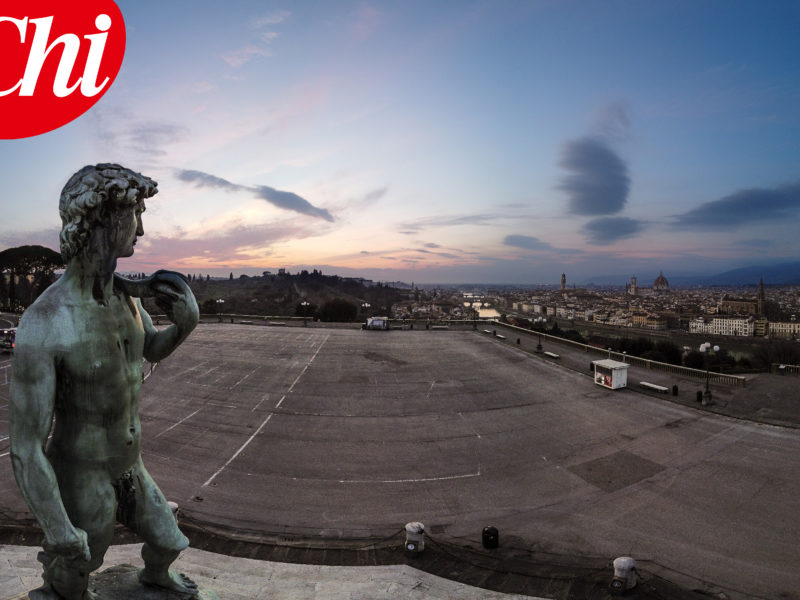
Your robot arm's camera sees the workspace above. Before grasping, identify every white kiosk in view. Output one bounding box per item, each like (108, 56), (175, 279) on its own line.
(592, 359), (629, 390)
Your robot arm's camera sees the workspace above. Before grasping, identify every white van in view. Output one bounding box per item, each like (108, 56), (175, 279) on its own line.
(365, 317), (390, 330)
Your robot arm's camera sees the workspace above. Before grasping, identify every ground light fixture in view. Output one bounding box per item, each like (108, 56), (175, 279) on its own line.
(609, 556), (637, 595)
(482, 526), (499, 549)
(404, 522), (425, 555)
(699, 342), (720, 405)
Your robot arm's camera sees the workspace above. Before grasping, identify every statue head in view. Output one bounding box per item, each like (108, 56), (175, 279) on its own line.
(59, 164), (158, 262)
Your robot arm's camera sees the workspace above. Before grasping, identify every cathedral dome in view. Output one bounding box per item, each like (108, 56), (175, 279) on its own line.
(654, 271), (669, 291)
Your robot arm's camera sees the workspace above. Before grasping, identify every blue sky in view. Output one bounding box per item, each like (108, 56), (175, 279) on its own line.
(1, 0), (798, 284)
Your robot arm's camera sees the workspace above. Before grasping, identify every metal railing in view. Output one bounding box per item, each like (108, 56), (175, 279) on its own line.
(488, 320), (748, 388)
(772, 363), (800, 376)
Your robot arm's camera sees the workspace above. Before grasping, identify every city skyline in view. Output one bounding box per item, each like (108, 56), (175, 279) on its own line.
(1, 1), (799, 283)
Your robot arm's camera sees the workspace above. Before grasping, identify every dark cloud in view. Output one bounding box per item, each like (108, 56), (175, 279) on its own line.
(362, 187), (388, 203)
(91, 107), (188, 160)
(255, 185), (334, 222)
(502, 234), (585, 257)
(399, 213), (504, 233)
(503, 235), (553, 251)
(175, 169), (244, 192)
(738, 239), (774, 248)
(126, 121), (188, 157)
(581, 217), (644, 245)
(175, 169), (334, 222)
(413, 248), (459, 259)
(671, 183), (800, 229)
(424, 243), (441, 248)
(558, 136), (630, 216)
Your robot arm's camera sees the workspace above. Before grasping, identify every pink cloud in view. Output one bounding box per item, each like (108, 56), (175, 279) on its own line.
(119, 220), (330, 271)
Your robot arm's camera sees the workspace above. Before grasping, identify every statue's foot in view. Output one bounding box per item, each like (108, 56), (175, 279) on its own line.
(138, 568), (199, 597)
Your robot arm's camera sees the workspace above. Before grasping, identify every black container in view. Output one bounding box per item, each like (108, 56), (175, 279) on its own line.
(482, 526), (499, 549)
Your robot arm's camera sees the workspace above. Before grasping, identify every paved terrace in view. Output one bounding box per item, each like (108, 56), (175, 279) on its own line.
(1, 322), (799, 599)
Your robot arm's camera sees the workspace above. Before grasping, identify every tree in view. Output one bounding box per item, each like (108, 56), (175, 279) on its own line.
(642, 349), (667, 363)
(655, 340), (682, 365)
(753, 339), (800, 370)
(319, 298), (357, 322)
(295, 301), (318, 317)
(562, 329), (586, 344)
(684, 350), (705, 370)
(0, 245), (64, 309)
(229, 272), (233, 280)
(201, 298), (218, 314)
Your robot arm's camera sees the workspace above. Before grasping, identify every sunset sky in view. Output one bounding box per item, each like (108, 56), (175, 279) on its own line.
(1, 0), (798, 284)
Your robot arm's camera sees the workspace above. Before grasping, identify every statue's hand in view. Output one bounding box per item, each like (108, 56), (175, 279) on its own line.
(45, 526), (91, 562)
(151, 271), (199, 331)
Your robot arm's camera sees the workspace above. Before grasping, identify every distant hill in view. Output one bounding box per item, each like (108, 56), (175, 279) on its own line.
(703, 262), (800, 286)
(578, 262), (800, 288)
(177, 270), (407, 319)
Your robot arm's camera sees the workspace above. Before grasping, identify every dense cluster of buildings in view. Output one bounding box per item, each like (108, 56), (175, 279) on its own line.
(394, 273), (800, 340)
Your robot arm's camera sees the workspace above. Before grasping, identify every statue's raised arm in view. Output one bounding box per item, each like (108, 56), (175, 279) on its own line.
(115, 270), (199, 363)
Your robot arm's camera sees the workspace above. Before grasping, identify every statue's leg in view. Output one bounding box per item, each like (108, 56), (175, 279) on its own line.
(123, 459), (198, 596)
(40, 464), (116, 600)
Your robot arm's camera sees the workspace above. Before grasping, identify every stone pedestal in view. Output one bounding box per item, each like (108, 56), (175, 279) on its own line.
(12, 564), (218, 600)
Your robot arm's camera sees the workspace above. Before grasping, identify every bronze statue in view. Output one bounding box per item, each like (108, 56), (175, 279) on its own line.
(10, 164), (201, 599)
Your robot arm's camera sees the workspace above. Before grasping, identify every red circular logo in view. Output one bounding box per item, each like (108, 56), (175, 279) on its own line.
(0, 0), (125, 139)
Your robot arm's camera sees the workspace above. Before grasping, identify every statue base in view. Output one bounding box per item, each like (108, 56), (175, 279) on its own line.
(15, 564), (219, 600)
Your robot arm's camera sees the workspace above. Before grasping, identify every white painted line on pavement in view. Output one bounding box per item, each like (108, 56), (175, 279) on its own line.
(251, 393), (270, 412)
(202, 413), (273, 488)
(155, 408), (202, 438)
(283, 334), (330, 398)
(200, 334), (330, 488)
(339, 469), (481, 484)
(231, 366), (258, 389)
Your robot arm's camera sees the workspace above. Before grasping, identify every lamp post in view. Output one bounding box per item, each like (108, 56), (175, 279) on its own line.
(361, 302), (371, 317)
(699, 342), (719, 406)
(300, 301), (310, 327)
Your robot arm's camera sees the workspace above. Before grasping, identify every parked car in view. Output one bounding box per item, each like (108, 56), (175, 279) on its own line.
(1, 328), (16, 353)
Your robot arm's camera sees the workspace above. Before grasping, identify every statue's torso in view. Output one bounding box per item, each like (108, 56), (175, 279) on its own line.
(44, 290), (147, 479)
